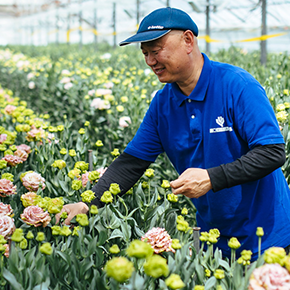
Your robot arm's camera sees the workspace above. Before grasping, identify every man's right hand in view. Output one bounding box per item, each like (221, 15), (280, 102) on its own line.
(55, 202), (89, 225)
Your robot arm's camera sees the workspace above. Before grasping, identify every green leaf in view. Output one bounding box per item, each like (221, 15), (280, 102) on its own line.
(204, 276), (217, 290)
(107, 229), (124, 240)
(3, 268), (24, 290)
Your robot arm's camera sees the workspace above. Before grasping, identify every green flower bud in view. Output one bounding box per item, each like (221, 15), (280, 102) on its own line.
(60, 226), (72, 237)
(209, 228), (220, 238)
(1, 173), (14, 182)
(176, 220), (189, 232)
(36, 232), (45, 242)
(143, 255), (169, 278)
(194, 286), (205, 290)
(40, 242), (53, 255)
(51, 159), (66, 170)
(111, 149), (120, 157)
(109, 183), (121, 195)
(171, 239), (182, 250)
(167, 193), (178, 203)
(72, 226), (82, 236)
(19, 238), (28, 249)
(68, 169), (81, 179)
(142, 181), (149, 189)
(145, 168), (154, 178)
(78, 128), (85, 135)
(109, 244), (120, 254)
(126, 240), (154, 259)
(214, 269), (225, 280)
(228, 237), (241, 250)
(0, 235), (7, 244)
(74, 161), (89, 172)
(69, 149), (77, 157)
(161, 179), (170, 189)
(264, 247), (286, 266)
(76, 213), (89, 226)
(101, 191), (113, 204)
(165, 273), (185, 289)
(51, 225), (62, 236)
(90, 205), (98, 215)
(205, 269), (211, 277)
(59, 148), (67, 155)
(256, 227), (264, 237)
(26, 231), (34, 240)
(0, 160), (7, 169)
(11, 228), (24, 243)
(95, 140), (103, 147)
(181, 207), (188, 215)
(105, 257), (134, 283)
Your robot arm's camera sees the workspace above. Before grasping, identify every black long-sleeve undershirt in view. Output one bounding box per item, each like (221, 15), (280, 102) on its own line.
(90, 143), (286, 207)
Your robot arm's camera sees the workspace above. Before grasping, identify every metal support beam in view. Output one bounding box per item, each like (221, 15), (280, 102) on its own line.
(260, 0), (267, 65)
(206, 0), (210, 55)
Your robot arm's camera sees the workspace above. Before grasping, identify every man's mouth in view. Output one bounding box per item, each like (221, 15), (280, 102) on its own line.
(154, 67), (165, 75)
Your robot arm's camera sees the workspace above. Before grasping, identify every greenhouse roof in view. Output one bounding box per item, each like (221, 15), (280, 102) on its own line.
(0, 0), (290, 51)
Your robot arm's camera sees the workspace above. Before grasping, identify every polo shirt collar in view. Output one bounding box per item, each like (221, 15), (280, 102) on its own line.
(171, 53), (211, 106)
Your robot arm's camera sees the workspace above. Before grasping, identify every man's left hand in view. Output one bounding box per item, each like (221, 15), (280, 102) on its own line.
(170, 168), (212, 198)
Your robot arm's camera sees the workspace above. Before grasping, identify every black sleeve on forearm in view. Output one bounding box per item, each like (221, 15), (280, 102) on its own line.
(207, 143), (286, 192)
(90, 152), (152, 207)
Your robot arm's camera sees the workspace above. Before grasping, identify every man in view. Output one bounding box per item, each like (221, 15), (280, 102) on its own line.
(56, 7), (290, 260)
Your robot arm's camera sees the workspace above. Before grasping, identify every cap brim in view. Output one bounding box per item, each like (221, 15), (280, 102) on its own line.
(119, 29), (171, 46)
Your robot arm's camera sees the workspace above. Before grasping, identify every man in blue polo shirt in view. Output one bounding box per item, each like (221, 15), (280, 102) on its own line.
(56, 7), (290, 260)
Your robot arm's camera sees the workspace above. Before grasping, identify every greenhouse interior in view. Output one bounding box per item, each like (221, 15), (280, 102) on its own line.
(1, 1), (290, 290)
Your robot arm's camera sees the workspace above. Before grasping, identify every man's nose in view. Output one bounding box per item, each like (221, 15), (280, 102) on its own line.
(146, 53), (157, 66)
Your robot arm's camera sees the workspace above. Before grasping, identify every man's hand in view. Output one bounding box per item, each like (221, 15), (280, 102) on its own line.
(170, 168), (212, 198)
(55, 202), (89, 225)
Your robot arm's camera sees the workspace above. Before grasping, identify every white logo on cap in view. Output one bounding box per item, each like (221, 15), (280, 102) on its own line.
(148, 25), (164, 30)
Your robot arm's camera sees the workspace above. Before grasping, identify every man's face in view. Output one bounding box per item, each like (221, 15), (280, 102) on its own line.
(140, 30), (190, 84)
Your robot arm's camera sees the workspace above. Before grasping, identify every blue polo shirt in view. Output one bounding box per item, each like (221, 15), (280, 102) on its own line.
(125, 53), (290, 259)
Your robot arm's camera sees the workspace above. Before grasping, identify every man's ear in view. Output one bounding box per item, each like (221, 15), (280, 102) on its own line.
(183, 30), (194, 54)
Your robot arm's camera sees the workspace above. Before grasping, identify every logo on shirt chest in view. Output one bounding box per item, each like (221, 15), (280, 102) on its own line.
(210, 116), (233, 133)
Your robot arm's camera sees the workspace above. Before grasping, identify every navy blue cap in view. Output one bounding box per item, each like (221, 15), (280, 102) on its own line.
(119, 7), (198, 46)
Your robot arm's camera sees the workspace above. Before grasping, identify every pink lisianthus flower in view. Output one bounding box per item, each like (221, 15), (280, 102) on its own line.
(14, 148), (28, 161)
(0, 215), (15, 238)
(2, 155), (23, 167)
(20, 205), (51, 227)
(0, 134), (7, 144)
(95, 88), (112, 96)
(0, 179), (17, 197)
(21, 172), (46, 192)
(4, 105), (17, 115)
(26, 125), (46, 142)
(3, 244), (9, 258)
(16, 144), (31, 154)
(248, 263), (290, 290)
(141, 227), (175, 254)
(90, 98), (111, 110)
(0, 202), (13, 217)
(119, 116), (132, 128)
(81, 172), (90, 187)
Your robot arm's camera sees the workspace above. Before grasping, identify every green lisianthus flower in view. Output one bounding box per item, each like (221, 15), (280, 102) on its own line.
(167, 193), (178, 203)
(60, 226), (72, 236)
(74, 161), (89, 172)
(11, 228), (24, 243)
(90, 205), (98, 215)
(72, 226), (82, 236)
(109, 183), (121, 195)
(47, 197), (64, 214)
(72, 180), (82, 191)
(228, 237), (241, 250)
(76, 213), (89, 226)
(81, 190), (95, 203)
(104, 257), (134, 283)
(51, 159), (66, 170)
(126, 240), (154, 259)
(88, 171), (100, 181)
(165, 274), (185, 289)
(26, 231), (34, 240)
(59, 148), (67, 155)
(171, 239), (182, 250)
(145, 168), (154, 178)
(19, 238), (28, 250)
(36, 232), (45, 242)
(51, 225), (62, 236)
(40, 242), (53, 255)
(78, 128), (85, 134)
(95, 140), (103, 147)
(68, 168), (81, 179)
(1, 173), (14, 182)
(264, 247), (286, 266)
(161, 179), (170, 189)
(143, 255), (169, 278)
(109, 244), (120, 254)
(0, 235), (6, 244)
(69, 149), (77, 157)
(101, 191), (113, 204)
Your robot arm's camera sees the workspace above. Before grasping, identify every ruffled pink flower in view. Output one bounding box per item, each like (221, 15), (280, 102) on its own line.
(4, 105), (16, 115)
(3, 244), (9, 258)
(26, 125), (46, 142)
(0, 216), (15, 238)
(97, 167), (107, 178)
(0, 134), (7, 144)
(90, 98), (111, 110)
(119, 116), (131, 128)
(20, 205), (51, 227)
(95, 88), (112, 95)
(81, 172), (90, 187)
(141, 227), (175, 254)
(21, 192), (38, 207)
(14, 148), (28, 161)
(0, 179), (17, 197)
(22, 172), (45, 192)
(2, 155), (23, 167)
(248, 263), (290, 290)
(0, 202), (13, 217)
(16, 144), (31, 154)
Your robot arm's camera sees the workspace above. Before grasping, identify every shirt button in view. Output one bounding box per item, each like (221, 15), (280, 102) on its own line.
(188, 99), (192, 103)
(191, 115), (195, 119)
